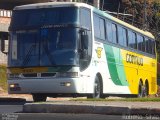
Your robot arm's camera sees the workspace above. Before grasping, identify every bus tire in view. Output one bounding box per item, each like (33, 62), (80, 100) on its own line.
(32, 94), (47, 102)
(87, 76), (102, 99)
(144, 81), (149, 97)
(138, 81), (145, 98)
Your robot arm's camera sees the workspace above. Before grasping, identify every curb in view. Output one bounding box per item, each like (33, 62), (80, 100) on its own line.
(23, 103), (160, 115)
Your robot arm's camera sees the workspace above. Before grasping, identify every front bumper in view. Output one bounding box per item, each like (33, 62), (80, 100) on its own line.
(8, 77), (85, 94)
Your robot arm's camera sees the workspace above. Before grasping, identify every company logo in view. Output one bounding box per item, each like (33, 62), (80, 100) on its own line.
(96, 47), (103, 58)
(126, 53), (143, 66)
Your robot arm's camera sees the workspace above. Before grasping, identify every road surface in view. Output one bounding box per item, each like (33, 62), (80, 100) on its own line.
(0, 101), (123, 120)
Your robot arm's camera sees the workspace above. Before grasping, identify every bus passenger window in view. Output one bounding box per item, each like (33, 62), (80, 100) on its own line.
(111, 24), (118, 44)
(152, 41), (156, 55)
(99, 18), (105, 40)
(118, 26), (127, 46)
(106, 21), (112, 42)
(106, 21), (117, 43)
(148, 39), (152, 54)
(93, 14), (105, 40)
(128, 30), (136, 49)
(142, 37), (145, 52)
(93, 14), (100, 38)
(137, 34), (145, 52)
(145, 38), (152, 54)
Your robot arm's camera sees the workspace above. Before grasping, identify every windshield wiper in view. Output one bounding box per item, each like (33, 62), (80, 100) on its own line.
(42, 38), (55, 65)
(22, 44), (36, 66)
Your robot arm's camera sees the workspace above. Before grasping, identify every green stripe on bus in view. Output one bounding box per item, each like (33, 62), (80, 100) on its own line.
(104, 44), (128, 86)
(118, 52), (128, 86)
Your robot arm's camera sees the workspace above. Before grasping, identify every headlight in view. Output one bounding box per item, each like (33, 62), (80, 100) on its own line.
(57, 72), (78, 78)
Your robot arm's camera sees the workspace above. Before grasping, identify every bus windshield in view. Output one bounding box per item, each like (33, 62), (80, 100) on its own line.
(10, 7), (79, 29)
(8, 7), (79, 67)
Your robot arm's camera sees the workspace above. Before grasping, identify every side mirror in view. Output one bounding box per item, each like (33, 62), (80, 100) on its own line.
(81, 34), (89, 50)
(0, 39), (8, 55)
(0, 39), (5, 52)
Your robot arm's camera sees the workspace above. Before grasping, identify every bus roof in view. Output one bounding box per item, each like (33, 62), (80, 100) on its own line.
(14, 2), (91, 10)
(14, 2), (154, 40)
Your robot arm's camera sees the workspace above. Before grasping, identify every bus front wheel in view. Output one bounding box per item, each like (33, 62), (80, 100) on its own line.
(32, 94), (47, 102)
(87, 76), (102, 99)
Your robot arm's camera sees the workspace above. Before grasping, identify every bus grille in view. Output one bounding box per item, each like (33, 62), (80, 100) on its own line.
(22, 73), (56, 78)
(8, 72), (57, 79)
(23, 73), (37, 77)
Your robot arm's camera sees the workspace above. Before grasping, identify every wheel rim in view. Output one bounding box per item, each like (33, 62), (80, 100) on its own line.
(94, 78), (100, 98)
(144, 84), (148, 97)
(138, 83), (143, 97)
(138, 82), (147, 98)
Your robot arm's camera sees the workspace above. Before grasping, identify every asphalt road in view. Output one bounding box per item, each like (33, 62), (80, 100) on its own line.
(0, 101), (123, 120)
(0, 101), (26, 113)
(1, 100), (160, 120)
(0, 113), (124, 120)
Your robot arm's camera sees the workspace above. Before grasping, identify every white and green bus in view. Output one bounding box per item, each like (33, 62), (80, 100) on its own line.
(3, 2), (157, 102)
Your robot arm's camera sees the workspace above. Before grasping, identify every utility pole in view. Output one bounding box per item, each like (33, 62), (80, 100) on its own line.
(93, 0), (100, 9)
(143, 0), (147, 30)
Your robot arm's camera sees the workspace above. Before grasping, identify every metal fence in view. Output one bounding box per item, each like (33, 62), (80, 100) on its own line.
(0, 9), (12, 17)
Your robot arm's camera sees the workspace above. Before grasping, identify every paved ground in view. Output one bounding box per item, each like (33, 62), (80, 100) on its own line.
(0, 113), (123, 120)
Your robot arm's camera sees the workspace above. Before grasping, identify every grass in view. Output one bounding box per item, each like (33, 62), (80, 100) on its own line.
(71, 97), (160, 102)
(0, 65), (7, 91)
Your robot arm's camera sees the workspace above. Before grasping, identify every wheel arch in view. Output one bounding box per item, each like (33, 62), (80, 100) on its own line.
(139, 79), (143, 85)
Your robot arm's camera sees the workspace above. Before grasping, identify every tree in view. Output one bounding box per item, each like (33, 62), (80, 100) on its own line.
(119, 0), (160, 38)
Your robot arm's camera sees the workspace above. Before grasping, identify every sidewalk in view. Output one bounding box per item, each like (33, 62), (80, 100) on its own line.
(23, 101), (160, 115)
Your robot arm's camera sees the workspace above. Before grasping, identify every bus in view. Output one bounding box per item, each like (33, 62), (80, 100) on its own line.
(1, 2), (157, 102)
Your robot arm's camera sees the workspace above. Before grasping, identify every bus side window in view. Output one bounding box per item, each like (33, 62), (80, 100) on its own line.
(106, 21), (117, 44)
(93, 14), (100, 39)
(142, 37), (145, 52)
(80, 8), (91, 30)
(93, 14), (105, 40)
(137, 34), (145, 52)
(99, 18), (105, 40)
(118, 26), (127, 47)
(152, 40), (156, 55)
(106, 21), (112, 43)
(80, 8), (92, 71)
(145, 38), (152, 54)
(111, 23), (118, 44)
(148, 39), (152, 54)
(145, 37), (149, 53)
(128, 30), (136, 49)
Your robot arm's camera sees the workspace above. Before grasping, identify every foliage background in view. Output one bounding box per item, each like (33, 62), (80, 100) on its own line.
(0, 65), (7, 91)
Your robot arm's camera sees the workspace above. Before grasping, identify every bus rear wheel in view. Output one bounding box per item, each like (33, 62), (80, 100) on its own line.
(138, 81), (148, 98)
(32, 94), (47, 102)
(144, 81), (149, 97)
